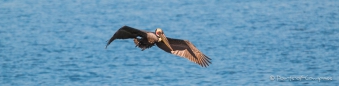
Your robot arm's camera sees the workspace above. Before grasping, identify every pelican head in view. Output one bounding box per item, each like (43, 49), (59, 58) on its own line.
(155, 28), (173, 51)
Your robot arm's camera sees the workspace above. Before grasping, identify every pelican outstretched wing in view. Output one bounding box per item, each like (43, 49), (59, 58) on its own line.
(156, 38), (211, 67)
(106, 26), (148, 48)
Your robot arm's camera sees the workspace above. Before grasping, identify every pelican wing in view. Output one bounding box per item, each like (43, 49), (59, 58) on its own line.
(106, 26), (148, 48)
(156, 38), (211, 67)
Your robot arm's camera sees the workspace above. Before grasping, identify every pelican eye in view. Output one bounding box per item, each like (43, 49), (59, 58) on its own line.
(157, 32), (162, 35)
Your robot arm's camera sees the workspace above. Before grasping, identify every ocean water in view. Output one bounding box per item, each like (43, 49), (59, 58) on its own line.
(1, 0), (339, 86)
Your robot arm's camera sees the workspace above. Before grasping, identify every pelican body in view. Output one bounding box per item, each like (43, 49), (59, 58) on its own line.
(106, 26), (211, 67)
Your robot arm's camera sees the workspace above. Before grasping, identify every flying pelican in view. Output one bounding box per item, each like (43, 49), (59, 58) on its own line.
(105, 26), (211, 67)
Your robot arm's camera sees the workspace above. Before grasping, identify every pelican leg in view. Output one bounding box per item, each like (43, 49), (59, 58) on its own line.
(134, 38), (144, 50)
(133, 38), (140, 47)
(133, 37), (153, 51)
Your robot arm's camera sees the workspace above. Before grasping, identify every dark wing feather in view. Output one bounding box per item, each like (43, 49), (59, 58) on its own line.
(106, 26), (148, 48)
(156, 38), (211, 67)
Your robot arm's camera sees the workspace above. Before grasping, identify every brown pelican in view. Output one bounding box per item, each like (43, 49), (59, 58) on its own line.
(106, 26), (211, 67)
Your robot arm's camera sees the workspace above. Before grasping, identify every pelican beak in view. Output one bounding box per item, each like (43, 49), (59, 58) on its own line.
(159, 34), (173, 51)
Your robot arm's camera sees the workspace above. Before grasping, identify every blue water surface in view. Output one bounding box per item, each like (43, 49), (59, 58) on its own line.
(1, 0), (339, 86)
